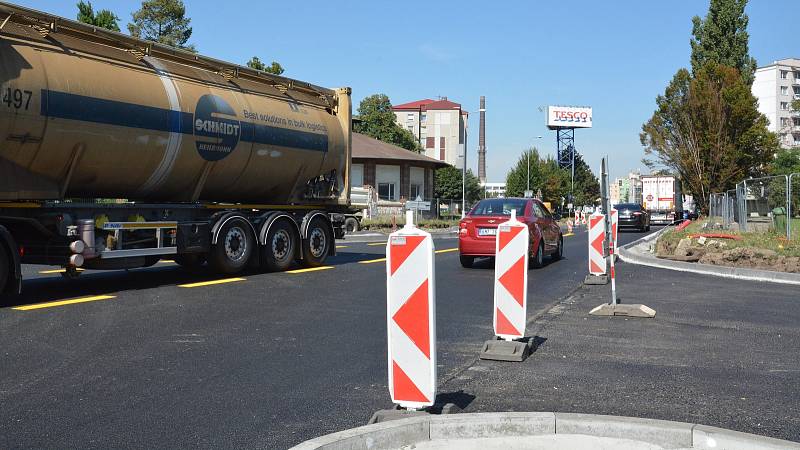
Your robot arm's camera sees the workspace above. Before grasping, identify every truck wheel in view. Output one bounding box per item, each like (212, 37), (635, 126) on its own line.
(344, 217), (359, 234)
(175, 254), (206, 270)
(301, 217), (331, 267)
(0, 247), (9, 293)
(210, 218), (254, 274)
(261, 219), (297, 272)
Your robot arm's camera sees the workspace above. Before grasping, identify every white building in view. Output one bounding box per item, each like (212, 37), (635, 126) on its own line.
(752, 58), (800, 148)
(480, 182), (506, 198)
(392, 98), (469, 168)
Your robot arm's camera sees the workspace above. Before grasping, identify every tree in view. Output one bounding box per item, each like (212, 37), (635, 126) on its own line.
(571, 152), (601, 206)
(641, 63), (778, 213)
(246, 56), (285, 76)
(505, 148), (598, 206)
(76, 1), (120, 31)
(128, 0), (194, 51)
(433, 166), (480, 203)
(690, 0), (757, 85)
(353, 94), (422, 152)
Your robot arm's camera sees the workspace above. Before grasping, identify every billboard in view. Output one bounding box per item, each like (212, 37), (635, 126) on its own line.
(547, 106), (592, 129)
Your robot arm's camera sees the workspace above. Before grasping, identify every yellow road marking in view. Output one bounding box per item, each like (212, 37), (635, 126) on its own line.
(286, 266), (334, 274)
(367, 242), (386, 246)
(435, 248), (458, 254)
(38, 268), (85, 274)
(563, 233), (575, 237)
(335, 245), (348, 249)
(178, 278), (246, 288)
(159, 260), (175, 263)
(13, 295), (115, 311)
(359, 257), (386, 264)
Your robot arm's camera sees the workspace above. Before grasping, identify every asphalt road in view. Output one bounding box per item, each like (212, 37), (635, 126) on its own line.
(11, 224), (796, 449)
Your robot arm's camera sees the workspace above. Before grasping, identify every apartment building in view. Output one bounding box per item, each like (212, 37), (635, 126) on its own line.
(752, 58), (800, 148)
(392, 98), (469, 168)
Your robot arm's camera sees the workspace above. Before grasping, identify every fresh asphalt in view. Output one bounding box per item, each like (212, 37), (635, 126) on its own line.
(1, 225), (794, 449)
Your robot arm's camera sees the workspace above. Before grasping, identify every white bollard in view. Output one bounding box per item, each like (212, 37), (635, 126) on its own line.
(588, 212), (607, 276)
(385, 209), (437, 409)
(479, 209), (532, 362)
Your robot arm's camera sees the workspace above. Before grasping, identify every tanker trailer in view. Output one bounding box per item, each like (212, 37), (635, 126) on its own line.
(0, 2), (353, 296)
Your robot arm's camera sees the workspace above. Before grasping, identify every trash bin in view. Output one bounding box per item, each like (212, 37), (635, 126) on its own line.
(772, 207), (787, 235)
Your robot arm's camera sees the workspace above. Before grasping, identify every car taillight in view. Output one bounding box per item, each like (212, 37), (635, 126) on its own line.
(633, 212), (642, 216)
(459, 228), (467, 235)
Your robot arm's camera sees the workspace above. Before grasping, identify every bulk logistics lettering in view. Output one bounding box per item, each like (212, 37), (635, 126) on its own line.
(243, 110), (328, 133)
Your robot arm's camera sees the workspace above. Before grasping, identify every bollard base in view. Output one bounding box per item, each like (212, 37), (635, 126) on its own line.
(368, 401), (461, 424)
(589, 303), (656, 318)
(479, 338), (532, 362)
(584, 274), (609, 285)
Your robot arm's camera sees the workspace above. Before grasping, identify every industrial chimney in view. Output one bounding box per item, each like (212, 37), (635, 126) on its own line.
(478, 96), (486, 184)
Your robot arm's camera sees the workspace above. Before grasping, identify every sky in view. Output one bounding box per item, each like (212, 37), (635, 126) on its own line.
(17, 0), (800, 181)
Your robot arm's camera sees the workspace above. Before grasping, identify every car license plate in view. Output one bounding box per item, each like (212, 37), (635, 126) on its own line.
(478, 228), (497, 236)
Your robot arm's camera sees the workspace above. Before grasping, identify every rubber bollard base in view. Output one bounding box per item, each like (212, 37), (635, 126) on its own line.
(584, 274), (609, 285)
(479, 338), (532, 362)
(368, 408), (428, 425)
(589, 303), (656, 318)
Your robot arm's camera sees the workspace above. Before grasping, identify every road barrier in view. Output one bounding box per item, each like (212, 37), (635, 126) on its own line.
(609, 208), (618, 247)
(480, 210), (532, 362)
(574, 210), (580, 225)
(385, 211), (437, 410)
(588, 213), (606, 276)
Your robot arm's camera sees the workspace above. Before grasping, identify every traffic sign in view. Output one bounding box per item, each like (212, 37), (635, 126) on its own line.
(385, 211), (437, 409)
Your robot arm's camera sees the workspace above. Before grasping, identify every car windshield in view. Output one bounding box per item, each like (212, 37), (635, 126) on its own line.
(470, 199), (527, 216)
(614, 203), (641, 211)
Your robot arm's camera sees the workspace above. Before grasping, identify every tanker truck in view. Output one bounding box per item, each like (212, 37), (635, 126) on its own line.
(0, 3), (353, 296)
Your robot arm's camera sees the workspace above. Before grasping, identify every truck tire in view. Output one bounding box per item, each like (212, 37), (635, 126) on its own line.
(344, 217), (359, 234)
(210, 218), (254, 274)
(0, 247), (8, 295)
(175, 254), (206, 270)
(261, 219), (297, 272)
(301, 216), (331, 267)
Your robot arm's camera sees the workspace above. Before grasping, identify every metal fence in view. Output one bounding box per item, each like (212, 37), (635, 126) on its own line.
(710, 172), (800, 239)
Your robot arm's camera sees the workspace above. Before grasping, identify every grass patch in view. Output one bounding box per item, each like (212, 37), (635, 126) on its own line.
(658, 219), (800, 257)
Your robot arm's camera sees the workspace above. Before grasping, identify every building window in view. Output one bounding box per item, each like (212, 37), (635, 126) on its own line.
(407, 113), (415, 121)
(780, 102), (789, 110)
(794, 118), (800, 127)
(378, 183), (396, 201)
(420, 113), (427, 122)
(782, 117), (792, 127)
(795, 72), (800, 80)
(350, 163), (364, 188)
(781, 86), (789, 95)
(426, 137), (434, 149)
(407, 125), (414, 132)
(410, 184), (422, 200)
(781, 70), (789, 79)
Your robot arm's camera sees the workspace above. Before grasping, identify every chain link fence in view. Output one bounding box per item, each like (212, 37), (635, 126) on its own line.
(710, 172), (799, 239)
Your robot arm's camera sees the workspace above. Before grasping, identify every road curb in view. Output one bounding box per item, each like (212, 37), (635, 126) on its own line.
(618, 228), (800, 286)
(288, 412), (800, 449)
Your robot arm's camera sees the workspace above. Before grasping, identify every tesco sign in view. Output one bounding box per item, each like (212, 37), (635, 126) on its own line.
(547, 106), (593, 129)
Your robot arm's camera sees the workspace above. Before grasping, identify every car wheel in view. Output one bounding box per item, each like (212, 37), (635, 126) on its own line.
(210, 218), (254, 274)
(459, 255), (474, 268)
(531, 240), (544, 268)
(301, 217), (332, 267)
(261, 219), (297, 272)
(552, 235), (563, 261)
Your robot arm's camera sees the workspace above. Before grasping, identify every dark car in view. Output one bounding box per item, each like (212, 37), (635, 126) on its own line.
(458, 198), (563, 268)
(614, 203), (651, 232)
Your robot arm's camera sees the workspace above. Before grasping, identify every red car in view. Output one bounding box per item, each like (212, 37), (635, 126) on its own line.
(458, 198), (563, 268)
